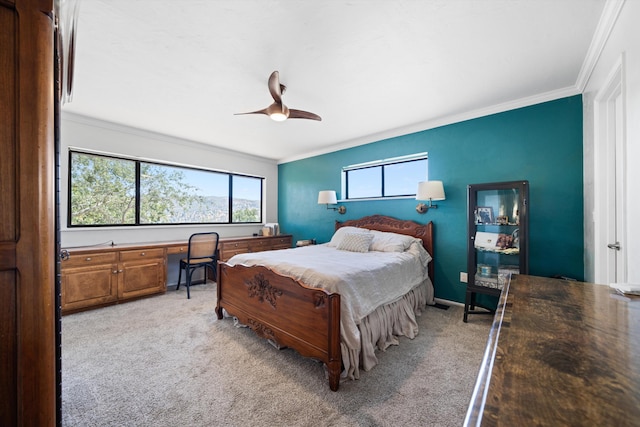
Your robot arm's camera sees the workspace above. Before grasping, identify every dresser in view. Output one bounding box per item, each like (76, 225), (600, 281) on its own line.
(465, 274), (640, 426)
(61, 234), (292, 314)
(218, 234), (292, 261)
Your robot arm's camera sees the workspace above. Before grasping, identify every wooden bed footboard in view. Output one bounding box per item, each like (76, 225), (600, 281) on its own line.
(215, 263), (342, 391)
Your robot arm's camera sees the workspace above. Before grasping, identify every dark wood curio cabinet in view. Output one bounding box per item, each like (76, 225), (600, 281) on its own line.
(464, 180), (529, 322)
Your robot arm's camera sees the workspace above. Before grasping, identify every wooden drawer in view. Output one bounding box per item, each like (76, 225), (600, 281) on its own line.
(62, 252), (117, 268)
(270, 236), (292, 249)
(166, 245), (188, 255)
(119, 248), (165, 262)
(248, 239), (271, 251)
(220, 248), (249, 261)
(220, 240), (251, 251)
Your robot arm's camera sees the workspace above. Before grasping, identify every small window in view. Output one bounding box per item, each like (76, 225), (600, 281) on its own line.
(343, 153), (428, 200)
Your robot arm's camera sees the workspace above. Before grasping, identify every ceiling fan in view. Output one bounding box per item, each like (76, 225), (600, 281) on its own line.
(235, 71), (322, 122)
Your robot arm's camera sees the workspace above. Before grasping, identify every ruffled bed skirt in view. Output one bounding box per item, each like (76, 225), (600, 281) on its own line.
(341, 277), (435, 380)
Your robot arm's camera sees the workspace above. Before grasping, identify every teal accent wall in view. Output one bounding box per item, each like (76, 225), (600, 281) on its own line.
(278, 95), (584, 304)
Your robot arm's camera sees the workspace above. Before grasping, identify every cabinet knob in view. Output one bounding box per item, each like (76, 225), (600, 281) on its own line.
(118, 269), (123, 273)
(85, 257), (92, 261)
(113, 270), (118, 274)
(140, 252), (145, 256)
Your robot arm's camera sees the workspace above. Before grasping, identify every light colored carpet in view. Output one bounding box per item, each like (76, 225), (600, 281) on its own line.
(61, 283), (492, 427)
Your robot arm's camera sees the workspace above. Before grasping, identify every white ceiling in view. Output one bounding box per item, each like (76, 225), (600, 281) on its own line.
(62, 0), (608, 162)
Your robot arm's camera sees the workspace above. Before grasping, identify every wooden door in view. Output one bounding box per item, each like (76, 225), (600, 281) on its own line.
(0, 0), (56, 425)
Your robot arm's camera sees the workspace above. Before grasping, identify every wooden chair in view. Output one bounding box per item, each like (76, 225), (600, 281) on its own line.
(177, 232), (219, 298)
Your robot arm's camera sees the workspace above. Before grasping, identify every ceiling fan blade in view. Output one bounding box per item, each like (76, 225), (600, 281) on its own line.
(234, 107), (269, 116)
(288, 109), (322, 121)
(268, 71), (285, 103)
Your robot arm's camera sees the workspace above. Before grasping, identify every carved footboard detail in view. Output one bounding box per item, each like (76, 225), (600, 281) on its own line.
(245, 273), (283, 308)
(216, 262), (342, 391)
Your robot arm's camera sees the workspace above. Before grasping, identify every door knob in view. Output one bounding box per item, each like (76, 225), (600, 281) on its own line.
(607, 242), (621, 250)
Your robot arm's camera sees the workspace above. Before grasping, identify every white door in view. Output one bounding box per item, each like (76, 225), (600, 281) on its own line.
(594, 55), (627, 284)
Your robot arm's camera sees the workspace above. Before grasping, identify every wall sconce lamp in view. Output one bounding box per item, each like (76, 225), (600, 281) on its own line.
(416, 180), (446, 214)
(318, 190), (346, 214)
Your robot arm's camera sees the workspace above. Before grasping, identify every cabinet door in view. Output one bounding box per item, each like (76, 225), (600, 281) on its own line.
(118, 259), (166, 300)
(61, 264), (118, 313)
(468, 181), (528, 290)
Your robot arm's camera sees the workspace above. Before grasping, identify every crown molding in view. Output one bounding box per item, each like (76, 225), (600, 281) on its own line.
(575, 0), (625, 92)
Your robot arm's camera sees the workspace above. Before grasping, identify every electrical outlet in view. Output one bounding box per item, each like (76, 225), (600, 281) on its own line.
(460, 272), (468, 283)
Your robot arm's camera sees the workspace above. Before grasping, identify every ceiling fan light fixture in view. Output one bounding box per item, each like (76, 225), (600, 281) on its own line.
(267, 102), (289, 121)
(270, 112), (288, 121)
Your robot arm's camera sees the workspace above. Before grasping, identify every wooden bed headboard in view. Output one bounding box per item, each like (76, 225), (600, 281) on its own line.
(335, 215), (434, 283)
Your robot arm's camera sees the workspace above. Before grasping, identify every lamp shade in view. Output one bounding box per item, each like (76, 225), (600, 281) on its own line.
(318, 190), (338, 204)
(416, 181), (445, 201)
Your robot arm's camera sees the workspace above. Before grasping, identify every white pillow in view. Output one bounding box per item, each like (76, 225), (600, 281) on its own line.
(369, 230), (418, 252)
(336, 232), (374, 253)
(327, 226), (369, 247)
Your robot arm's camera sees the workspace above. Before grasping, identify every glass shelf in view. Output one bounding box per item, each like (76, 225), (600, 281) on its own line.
(476, 247), (519, 255)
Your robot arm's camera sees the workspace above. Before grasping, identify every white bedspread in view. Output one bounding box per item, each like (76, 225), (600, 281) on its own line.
(225, 240), (433, 377)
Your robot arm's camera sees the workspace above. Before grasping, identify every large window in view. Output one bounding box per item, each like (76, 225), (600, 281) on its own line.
(68, 151), (263, 226)
(343, 153), (428, 200)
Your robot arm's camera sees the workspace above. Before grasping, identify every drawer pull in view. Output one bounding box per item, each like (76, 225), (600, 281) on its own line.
(85, 257), (92, 261)
(118, 269), (123, 273)
(113, 270), (118, 274)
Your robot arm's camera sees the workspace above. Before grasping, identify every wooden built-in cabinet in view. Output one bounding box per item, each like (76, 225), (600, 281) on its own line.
(61, 234), (292, 314)
(61, 246), (166, 314)
(61, 251), (118, 312)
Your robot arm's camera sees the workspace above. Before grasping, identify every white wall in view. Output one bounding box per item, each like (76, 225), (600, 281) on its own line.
(583, 0), (640, 283)
(60, 112), (279, 248)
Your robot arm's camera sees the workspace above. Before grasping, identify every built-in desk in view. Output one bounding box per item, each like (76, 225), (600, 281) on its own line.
(60, 234), (292, 314)
(465, 274), (640, 426)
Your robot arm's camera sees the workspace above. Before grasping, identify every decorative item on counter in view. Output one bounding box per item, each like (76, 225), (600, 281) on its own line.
(496, 215), (509, 225)
(478, 264), (492, 276)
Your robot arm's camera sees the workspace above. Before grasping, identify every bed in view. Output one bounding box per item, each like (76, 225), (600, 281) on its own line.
(215, 215), (434, 391)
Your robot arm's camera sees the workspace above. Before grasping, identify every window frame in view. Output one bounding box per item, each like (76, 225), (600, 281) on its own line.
(342, 152), (428, 201)
(67, 150), (264, 227)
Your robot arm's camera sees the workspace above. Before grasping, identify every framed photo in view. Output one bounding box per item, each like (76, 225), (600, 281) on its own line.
(475, 206), (494, 224)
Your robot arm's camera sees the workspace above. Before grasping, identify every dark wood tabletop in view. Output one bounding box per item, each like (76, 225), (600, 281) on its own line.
(465, 274), (640, 426)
